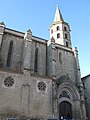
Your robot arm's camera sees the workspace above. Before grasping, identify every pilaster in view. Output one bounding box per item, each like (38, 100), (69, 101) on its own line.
(21, 84), (30, 117)
(51, 43), (56, 79)
(73, 47), (87, 120)
(0, 22), (5, 49)
(23, 29), (32, 73)
(47, 37), (56, 79)
(73, 47), (81, 83)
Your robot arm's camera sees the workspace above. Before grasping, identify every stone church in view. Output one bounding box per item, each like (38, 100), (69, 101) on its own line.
(0, 6), (87, 120)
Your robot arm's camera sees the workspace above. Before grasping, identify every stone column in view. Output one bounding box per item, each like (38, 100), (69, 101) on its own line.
(73, 100), (82, 120)
(51, 37), (56, 79)
(0, 22), (5, 68)
(80, 91), (87, 120)
(23, 29), (32, 72)
(73, 47), (81, 83)
(52, 81), (58, 119)
(74, 47), (87, 119)
(49, 37), (57, 119)
(47, 37), (56, 78)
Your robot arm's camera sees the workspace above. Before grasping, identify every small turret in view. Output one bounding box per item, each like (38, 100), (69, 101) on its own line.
(0, 22), (6, 27)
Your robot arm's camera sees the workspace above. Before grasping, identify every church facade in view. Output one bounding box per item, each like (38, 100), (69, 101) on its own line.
(0, 6), (87, 120)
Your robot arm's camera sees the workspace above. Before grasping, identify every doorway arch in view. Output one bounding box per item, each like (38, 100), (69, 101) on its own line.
(59, 101), (72, 120)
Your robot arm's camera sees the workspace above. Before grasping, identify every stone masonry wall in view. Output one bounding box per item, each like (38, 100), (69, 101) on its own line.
(0, 71), (53, 119)
(55, 47), (76, 82)
(30, 40), (47, 76)
(1, 32), (24, 72)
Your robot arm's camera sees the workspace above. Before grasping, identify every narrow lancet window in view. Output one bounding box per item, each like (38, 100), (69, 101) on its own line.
(34, 48), (38, 73)
(51, 29), (53, 34)
(64, 26), (67, 31)
(65, 33), (68, 39)
(59, 52), (62, 63)
(57, 33), (60, 38)
(57, 26), (60, 31)
(6, 41), (13, 67)
(66, 41), (69, 47)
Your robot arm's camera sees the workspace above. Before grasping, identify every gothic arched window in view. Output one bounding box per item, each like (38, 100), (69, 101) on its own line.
(59, 52), (62, 63)
(57, 26), (60, 31)
(34, 48), (38, 73)
(59, 91), (70, 99)
(57, 33), (60, 38)
(6, 41), (13, 67)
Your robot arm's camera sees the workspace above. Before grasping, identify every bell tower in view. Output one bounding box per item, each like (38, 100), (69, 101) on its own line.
(50, 5), (72, 48)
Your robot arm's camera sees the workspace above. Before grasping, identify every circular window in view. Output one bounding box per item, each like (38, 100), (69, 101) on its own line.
(38, 81), (46, 91)
(59, 91), (70, 99)
(4, 76), (14, 87)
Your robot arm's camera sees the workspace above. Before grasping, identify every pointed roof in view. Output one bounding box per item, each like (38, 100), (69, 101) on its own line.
(54, 5), (64, 23)
(0, 21), (6, 27)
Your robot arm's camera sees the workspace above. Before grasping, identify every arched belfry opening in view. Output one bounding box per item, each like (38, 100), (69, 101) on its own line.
(59, 101), (72, 120)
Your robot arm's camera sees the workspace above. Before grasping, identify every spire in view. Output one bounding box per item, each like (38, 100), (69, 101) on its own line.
(54, 5), (64, 23)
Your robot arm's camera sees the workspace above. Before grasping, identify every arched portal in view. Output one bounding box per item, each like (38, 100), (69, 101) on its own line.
(59, 101), (72, 120)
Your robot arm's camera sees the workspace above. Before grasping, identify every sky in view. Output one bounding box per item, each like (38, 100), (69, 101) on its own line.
(0, 0), (90, 77)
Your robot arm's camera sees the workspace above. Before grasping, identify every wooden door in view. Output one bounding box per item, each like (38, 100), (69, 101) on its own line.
(59, 101), (72, 119)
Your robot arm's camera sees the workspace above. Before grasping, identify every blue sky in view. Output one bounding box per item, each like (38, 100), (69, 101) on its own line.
(0, 0), (90, 77)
